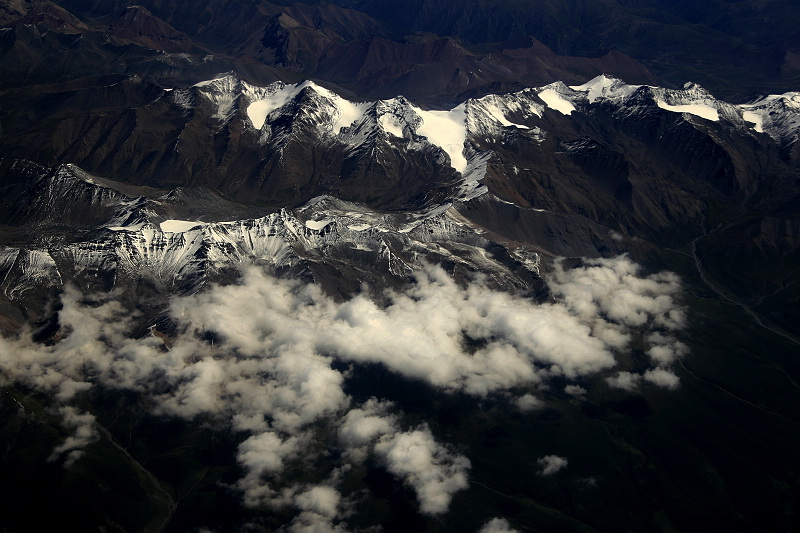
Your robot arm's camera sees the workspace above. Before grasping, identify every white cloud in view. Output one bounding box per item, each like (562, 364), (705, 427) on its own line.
(338, 399), (397, 462)
(374, 426), (471, 515)
(514, 393), (544, 412)
(608, 230), (624, 241)
(537, 455), (568, 476)
(606, 371), (641, 392)
(0, 258), (687, 408)
(294, 486), (341, 519)
(236, 431), (300, 507)
(479, 517), (520, 533)
(549, 256), (686, 331)
(645, 333), (688, 366)
(564, 384), (587, 397)
(644, 368), (681, 390)
(286, 514), (347, 533)
(47, 406), (97, 468)
(0, 255), (689, 525)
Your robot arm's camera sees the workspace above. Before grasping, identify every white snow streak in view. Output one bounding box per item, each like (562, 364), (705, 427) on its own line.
(538, 89), (576, 115)
(656, 100), (719, 121)
(160, 219), (206, 233)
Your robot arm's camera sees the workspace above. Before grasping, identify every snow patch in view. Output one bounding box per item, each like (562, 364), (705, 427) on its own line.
(246, 83), (306, 129)
(741, 110), (764, 132)
(412, 103), (468, 173)
(570, 74), (639, 103)
(738, 92), (800, 140)
(347, 224), (372, 231)
(192, 78), (217, 88)
(106, 224), (146, 232)
(483, 102), (529, 129)
(538, 89), (575, 115)
(379, 113), (406, 137)
(656, 100), (719, 121)
(317, 88), (369, 134)
(305, 219), (333, 231)
(160, 220), (206, 233)
(245, 80), (367, 133)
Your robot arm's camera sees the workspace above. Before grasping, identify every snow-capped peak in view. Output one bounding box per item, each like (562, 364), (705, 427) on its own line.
(409, 103), (469, 173)
(178, 72), (799, 187)
(244, 81), (306, 129)
(739, 91), (800, 144)
(569, 74), (640, 104)
(536, 82), (578, 115)
(650, 82), (721, 122)
(242, 80), (369, 133)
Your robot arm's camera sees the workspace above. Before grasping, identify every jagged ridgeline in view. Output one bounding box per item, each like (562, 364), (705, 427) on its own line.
(3, 73), (799, 210)
(2, 74), (799, 321)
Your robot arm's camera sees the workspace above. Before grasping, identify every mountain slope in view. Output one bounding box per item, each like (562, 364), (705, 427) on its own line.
(2, 3), (800, 531)
(2, 73), (799, 336)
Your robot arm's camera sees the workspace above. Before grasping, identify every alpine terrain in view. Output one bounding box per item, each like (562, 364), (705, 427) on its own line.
(1, 2), (799, 532)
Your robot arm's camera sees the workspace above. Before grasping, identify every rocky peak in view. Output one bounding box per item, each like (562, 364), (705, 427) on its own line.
(109, 3), (193, 52)
(4, 1), (88, 33)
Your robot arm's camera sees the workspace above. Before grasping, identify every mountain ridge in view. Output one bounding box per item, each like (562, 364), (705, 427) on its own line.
(2, 72), (798, 337)
(2, 3), (800, 531)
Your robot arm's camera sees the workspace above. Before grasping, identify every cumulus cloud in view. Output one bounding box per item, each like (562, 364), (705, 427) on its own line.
(294, 486), (341, 519)
(564, 384), (587, 397)
(537, 455), (568, 476)
(479, 517), (519, 533)
(236, 431), (301, 507)
(606, 371), (641, 391)
(608, 230), (624, 242)
(550, 255), (686, 331)
(0, 255), (689, 526)
(643, 368), (681, 390)
(338, 398), (397, 462)
(374, 426), (470, 515)
(514, 393), (544, 412)
(286, 485), (346, 533)
(47, 406), (97, 468)
(645, 332), (688, 366)
(287, 513), (347, 533)
(0, 257), (686, 406)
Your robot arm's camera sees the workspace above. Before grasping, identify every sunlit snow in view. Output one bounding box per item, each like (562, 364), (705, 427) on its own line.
(347, 223), (372, 231)
(739, 92), (800, 136)
(538, 89), (575, 115)
(310, 84), (369, 134)
(106, 224), (146, 232)
(247, 83), (307, 129)
(378, 113), (406, 137)
(483, 102), (529, 129)
(160, 220), (206, 233)
(305, 219), (333, 231)
(246, 81), (368, 133)
(569, 75), (639, 103)
(656, 101), (719, 121)
(412, 103), (468, 173)
(741, 110), (764, 132)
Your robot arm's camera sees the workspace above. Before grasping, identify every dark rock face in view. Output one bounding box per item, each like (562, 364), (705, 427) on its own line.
(6, 0), (798, 102)
(36, 0), (800, 99)
(108, 5), (195, 53)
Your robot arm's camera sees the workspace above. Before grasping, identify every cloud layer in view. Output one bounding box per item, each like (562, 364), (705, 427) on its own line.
(0, 255), (687, 529)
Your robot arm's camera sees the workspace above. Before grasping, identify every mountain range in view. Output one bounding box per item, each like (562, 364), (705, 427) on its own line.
(1, 2), (800, 532)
